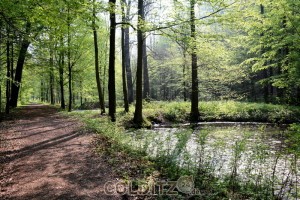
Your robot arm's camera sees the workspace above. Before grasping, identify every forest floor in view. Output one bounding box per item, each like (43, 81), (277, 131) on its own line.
(0, 105), (124, 200)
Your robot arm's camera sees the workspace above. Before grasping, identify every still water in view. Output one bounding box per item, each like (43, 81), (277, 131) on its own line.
(127, 123), (299, 199)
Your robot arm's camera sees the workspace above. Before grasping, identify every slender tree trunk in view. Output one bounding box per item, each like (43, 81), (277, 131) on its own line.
(102, 34), (109, 100)
(67, 8), (72, 112)
(41, 80), (44, 102)
(190, 0), (199, 122)
(92, 0), (106, 114)
(10, 37), (14, 95)
(10, 22), (30, 108)
(49, 40), (55, 105)
(79, 80), (83, 106)
(59, 37), (65, 109)
(133, 0), (144, 125)
(72, 76), (75, 105)
(143, 38), (150, 99)
(123, 0), (134, 104)
(59, 57), (65, 109)
(6, 28), (11, 114)
(183, 50), (187, 101)
(121, 0), (129, 112)
(108, 0), (117, 122)
(68, 61), (72, 111)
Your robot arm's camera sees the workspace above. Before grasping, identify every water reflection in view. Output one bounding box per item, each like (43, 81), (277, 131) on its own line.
(127, 124), (299, 199)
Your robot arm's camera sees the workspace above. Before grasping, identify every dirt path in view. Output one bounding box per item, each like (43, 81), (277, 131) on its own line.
(0, 105), (122, 200)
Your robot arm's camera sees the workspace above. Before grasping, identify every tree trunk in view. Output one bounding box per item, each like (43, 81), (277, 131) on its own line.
(121, 0), (129, 112)
(108, 0), (117, 122)
(10, 36), (14, 95)
(183, 50), (187, 101)
(92, 0), (106, 114)
(79, 80), (83, 106)
(123, 0), (134, 104)
(67, 8), (72, 112)
(6, 28), (10, 114)
(41, 80), (44, 102)
(49, 40), (55, 105)
(133, 0), (144, 125)
(68, 60), (72, 112)
(59, 48), (65, 109)
(190, 0), (199, 122)
(10, 22), (30, 108)
(143, 38), (150, 99)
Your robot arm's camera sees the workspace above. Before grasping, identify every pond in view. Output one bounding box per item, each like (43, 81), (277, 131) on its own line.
(127, 123), (299, 199)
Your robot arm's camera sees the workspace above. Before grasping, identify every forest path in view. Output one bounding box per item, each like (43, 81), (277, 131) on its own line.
(0, 105), (121, 200)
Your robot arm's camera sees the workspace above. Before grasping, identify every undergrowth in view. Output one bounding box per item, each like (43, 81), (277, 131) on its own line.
(64, 101), (300, 199)
(116, 101), (300, 125)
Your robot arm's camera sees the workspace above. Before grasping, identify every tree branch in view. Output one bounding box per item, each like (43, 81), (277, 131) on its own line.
(115, 22), (136, 30)
(147, 1), (237, 32)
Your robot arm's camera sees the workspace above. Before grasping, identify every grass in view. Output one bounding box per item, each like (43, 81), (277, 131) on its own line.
(116, 101), (300, 125)
(63, 101), (300, 199)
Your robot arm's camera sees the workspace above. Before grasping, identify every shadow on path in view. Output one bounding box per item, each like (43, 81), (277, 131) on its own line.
(0, 105), (122, 200)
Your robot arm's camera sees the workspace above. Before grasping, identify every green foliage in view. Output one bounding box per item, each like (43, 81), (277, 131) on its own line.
(126, 101), (300, 124)
(286, 123), (300, 155)
(69, 109), (288, 199)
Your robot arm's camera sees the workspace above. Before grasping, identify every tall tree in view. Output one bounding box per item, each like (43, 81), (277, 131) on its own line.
(92, 0), (106, 114)
(67, 5), (72, 112)
(122, 0), (134, 104)
(133, 0), (145, 125)
(10, 21), (31, 108)
(190, 0), (199, 122)
(5, 26), (11, 114)
(49, 35), (55, 105)
(108, 0), (117, 122)
(143, 37), (150, 98)
(121, 0), (129, 112)
(142, 0), (150, 99)
(58, 36), (66, 109)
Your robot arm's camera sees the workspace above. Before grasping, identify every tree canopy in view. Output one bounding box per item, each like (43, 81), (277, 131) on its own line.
(1, 0), (299, 122)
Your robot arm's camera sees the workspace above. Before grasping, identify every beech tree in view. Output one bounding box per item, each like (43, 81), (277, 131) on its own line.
(124, 1), (134, 105)
(189, 0), (199, 122)
(108, 0), (117, 122)
(133, 0), (145, 125)
(92, 0), (106, 114)
(121, 0), (130, 112)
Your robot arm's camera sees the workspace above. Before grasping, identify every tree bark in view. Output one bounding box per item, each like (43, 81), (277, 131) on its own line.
(133, 0), (144, 125)
(67, 7), (72, 112)
(143, 37), (150, 99)
(183, 50), (187, 101)
(49, 39), (55, 105)
(6, 27), (10, 114)
(59, 49), (65, 109)
(92, 0), (106, 114)
(10, 36), (14, 95)
(123, 0), (134, 104)
(41, 80), (44, 102)
(10, 22), (30, 108)
(58, 34), (66, 109)
(190, 0), (199, 122)
(108, 0), (117, 122)
(121, 0), (129, 112)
